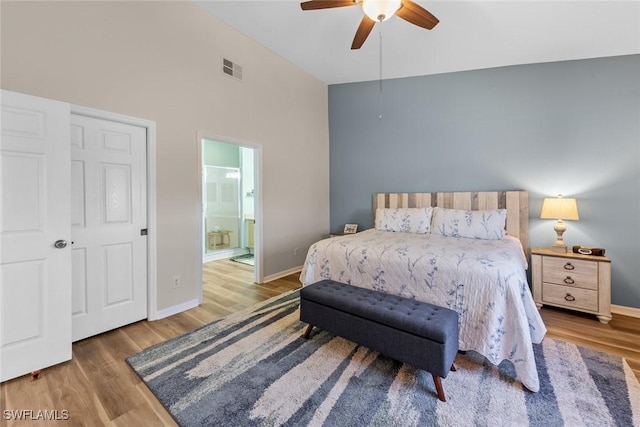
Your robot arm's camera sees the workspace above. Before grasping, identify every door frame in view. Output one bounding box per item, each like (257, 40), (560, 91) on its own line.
(196, 131), (262, 302)
(70, 105), (158, 320)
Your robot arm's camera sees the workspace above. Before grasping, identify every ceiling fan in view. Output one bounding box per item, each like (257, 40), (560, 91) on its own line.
(300, 0), (439, 49)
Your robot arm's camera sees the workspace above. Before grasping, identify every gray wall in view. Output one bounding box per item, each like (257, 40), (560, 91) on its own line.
(328, 55), (640, 309)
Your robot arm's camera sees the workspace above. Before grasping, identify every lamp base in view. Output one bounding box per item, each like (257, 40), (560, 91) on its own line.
(551, 220), (568, 253)
(551, 244), (567, 253)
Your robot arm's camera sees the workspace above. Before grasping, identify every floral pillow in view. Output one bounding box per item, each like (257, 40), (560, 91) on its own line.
(431, 207), (507, 240)
(375, 207), (434, 234)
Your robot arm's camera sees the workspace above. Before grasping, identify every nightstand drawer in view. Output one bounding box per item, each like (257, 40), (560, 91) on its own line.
(542, 257), (598, 290)
(542, 283), (598, 312)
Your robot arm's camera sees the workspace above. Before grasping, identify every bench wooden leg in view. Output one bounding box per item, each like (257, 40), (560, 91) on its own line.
(432, 375), (446, 402)
(302, 324), (313, 339)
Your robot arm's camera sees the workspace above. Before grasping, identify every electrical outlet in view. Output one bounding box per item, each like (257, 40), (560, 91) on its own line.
(172, 275), (181, 288)
(293, 248), (299, 256)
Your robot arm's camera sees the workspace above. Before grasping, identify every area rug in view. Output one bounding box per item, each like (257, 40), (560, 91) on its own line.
(127, 290), (640, 427)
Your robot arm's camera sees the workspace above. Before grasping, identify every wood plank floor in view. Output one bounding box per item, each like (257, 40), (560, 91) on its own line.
(1, 259), (639, 426)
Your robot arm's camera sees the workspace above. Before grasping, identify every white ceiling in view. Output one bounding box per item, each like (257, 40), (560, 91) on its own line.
(196, 1), (640, 85)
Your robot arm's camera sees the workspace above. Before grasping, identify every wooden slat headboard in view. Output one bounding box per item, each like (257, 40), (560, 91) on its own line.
(373, 191), (529, 250)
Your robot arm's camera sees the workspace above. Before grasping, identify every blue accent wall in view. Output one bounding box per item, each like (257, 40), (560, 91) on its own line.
(328, 54), (640, 309)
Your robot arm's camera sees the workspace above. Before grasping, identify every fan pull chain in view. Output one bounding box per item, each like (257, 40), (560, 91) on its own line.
(378, 31), (383, 120)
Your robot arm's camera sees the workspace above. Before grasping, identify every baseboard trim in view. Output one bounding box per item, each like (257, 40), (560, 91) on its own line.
(150, 298), (200, 321)
(148, 292), (639, 320)
(152, 274), (640, 320)
(263, 266), (302, 284)
(611, 304), (640, 319)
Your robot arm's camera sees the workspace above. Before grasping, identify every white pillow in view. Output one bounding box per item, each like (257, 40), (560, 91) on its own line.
(431, 207), (507, 240)
(375, 207), (433, 234)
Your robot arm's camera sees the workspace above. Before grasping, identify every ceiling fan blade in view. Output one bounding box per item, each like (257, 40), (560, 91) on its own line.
(300, 0), (359, 11)
(351, 15), (376, 49)
(396, 0), (439, 30)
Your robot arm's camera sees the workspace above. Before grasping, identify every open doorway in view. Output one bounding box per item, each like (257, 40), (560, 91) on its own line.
(199, 136), (260, 286)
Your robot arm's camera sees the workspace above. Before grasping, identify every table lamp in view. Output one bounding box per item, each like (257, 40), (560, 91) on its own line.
(540, 195), (579, 252)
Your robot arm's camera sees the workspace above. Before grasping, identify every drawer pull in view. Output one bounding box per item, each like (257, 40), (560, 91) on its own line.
(564, 293), (576, 302)
(564, 262), (575, 270)
(563, 276), (575, 285)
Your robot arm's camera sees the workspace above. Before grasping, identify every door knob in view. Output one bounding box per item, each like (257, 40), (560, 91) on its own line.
(54, 240), (68, 249)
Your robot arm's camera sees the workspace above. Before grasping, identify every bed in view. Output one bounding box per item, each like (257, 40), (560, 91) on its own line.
(300, 190), (546, 392)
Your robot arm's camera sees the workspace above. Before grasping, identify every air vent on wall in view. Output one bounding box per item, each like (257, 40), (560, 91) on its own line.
(222, 58), (243, 81)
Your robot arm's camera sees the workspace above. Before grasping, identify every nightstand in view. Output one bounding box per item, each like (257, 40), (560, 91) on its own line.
(531, 247), (611, 324)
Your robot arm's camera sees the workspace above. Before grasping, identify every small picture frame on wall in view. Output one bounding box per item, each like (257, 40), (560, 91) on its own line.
(343, 224), (358, 234)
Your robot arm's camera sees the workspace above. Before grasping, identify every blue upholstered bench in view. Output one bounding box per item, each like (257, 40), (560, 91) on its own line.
(300, 279), (459, 402)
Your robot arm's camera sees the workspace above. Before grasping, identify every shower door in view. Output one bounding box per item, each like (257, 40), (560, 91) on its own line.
(204, 166), (241, 254)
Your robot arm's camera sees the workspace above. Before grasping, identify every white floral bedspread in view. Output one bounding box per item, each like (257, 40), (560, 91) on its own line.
(300, 229), (547, 392)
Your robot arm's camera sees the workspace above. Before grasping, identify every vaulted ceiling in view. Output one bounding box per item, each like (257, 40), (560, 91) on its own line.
(196, 0), (640, 84)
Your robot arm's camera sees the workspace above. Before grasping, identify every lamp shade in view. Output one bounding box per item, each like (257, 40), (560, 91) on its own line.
(540, 196), (579, 220)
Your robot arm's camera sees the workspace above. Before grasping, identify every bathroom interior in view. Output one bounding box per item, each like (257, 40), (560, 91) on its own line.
(202, 138), (255, 267)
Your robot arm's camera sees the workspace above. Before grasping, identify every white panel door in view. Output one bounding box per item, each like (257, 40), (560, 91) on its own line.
(0, 90), (72, 382)
(70, 114), (147, 342)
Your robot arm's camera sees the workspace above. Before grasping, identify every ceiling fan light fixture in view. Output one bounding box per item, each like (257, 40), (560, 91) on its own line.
(362, 0), (402, 22)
